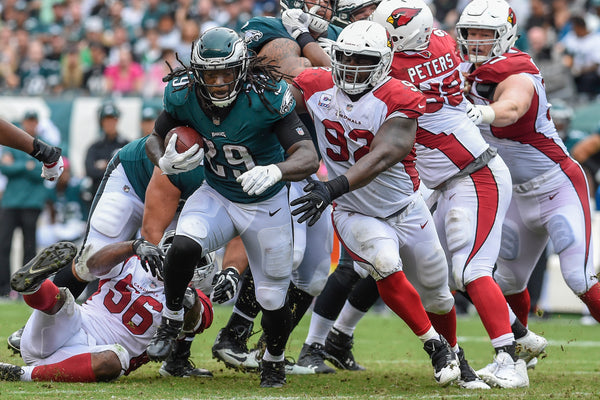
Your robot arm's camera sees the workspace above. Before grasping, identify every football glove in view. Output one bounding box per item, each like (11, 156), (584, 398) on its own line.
(465, 102), (495, 125)
(236, 164), (282, 196)
(290, 179), (333, 226)
(211, 267), (240, 304)
(158, 133), (204, 175)
(317, 37), (335, 57)
(282, 8), (311, 39)
(30, 137), (61, 164)
(41, 156), (64, 181)
(132, 238), (165, 279)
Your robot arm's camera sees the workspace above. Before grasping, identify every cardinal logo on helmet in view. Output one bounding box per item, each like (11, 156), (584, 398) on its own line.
(387, 8), (421, 28)
(507, 8), (517, 26)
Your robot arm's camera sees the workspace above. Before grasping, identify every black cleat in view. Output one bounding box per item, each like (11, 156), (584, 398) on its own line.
(456, 347), (490, 389)
(212, 323), (259, 371)
(0, 363), (24, 381)
(147, 317), (183, 361)
(259, 360), (286, 388)
(11, 242), (77, 293)
(297, 342), (336, 374)
(159, 358), (213, 378)
(323, 327), (365, 371)
(423, 336), (460, 386)
(7, 327), (24, 355)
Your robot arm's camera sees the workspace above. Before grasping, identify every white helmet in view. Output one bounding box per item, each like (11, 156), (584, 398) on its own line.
(331, 20), (392, 95)
(334, 0), (381, 26)
(370, 0), (433, 52)
(456, 0), (518, 63)
(280, 0), (336, 34)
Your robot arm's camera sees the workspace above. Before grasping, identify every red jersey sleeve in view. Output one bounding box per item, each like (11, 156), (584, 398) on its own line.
(468, 50), (540, 85)
(293, 67), (335, 101)
(373, 78), (427, 119)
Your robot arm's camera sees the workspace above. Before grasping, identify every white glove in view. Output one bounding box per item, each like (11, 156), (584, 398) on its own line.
(236, 164), (282, 196)
(41, 156), (64, 181)
(465, 102), (496, 125)
(282, 9), (311, 39)
(317, 37), (335, 57)
(158, 133), (204, 175)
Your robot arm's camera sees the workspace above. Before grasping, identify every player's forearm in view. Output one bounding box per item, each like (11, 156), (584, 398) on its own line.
(145, 132), (165, 166)
(0, 119), (34, 152)
(87, 241), (135, 276)
(277, 141), (319, 181)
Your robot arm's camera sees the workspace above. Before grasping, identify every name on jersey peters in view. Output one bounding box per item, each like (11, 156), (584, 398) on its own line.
(406, 53), (455, 83)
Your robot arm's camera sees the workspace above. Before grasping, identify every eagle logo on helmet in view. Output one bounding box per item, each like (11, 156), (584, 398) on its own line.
(387, 8), (421, 28)
(507, 7), (517, 26)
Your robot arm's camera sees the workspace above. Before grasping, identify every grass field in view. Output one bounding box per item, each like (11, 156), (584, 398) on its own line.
(1, 301), (599, 400)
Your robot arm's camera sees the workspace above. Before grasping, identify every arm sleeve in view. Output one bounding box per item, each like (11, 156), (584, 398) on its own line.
(273, 111), (312, 152)
(154, 110), (182, 140)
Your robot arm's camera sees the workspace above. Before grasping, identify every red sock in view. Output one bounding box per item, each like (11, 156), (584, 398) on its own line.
(32, 353), (96, 382)
(23, 280), (60, 313)
(427, 306), (457, 347)
(580, 282), (600, 323)
(505, 289), (530, 326)
(376, 271), (432, 336)
(466, 276), (512, 340)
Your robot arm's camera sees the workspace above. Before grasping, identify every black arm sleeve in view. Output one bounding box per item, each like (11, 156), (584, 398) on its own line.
(154, 110), (182, 139)
(273, 111), (312, 153)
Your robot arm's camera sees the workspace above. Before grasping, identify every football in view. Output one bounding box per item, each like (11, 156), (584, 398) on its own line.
(164, 126), (203, 153)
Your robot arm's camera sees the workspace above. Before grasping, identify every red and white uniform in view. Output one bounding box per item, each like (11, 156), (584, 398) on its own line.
(464, 49), (597, 296)
(293, 68), (454, 314)
(21, 258), (164, 373)
(392, 30), (512, 290)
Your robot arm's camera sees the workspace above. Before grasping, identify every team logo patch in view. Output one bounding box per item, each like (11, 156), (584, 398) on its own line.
(211, 131), (226, 138)
(507, 8), (516, 26)
(346, 103), (353, 112)
(387, 8), (421, 28)
(296, 127), (305, 136)
(244, 29), (263, 43)
(280, 86), (294, 115)
(318, 94), (332, 108)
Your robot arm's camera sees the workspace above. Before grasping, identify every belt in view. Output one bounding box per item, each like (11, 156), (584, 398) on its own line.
(434, 146), (497, 191)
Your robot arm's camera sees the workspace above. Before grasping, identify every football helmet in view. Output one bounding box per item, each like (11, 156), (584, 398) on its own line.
(334, 0), (381, 26)
(190, 27), (249, 108)
(280, 0), (337, 34)
(370, 0), (433, 52)
(456, 0), (518, 63)
(97, 100), (120, 123)
(331, 20), (392, 95)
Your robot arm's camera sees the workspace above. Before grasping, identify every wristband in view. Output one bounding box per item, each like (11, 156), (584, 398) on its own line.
(296, 32), (316, 51)
(325, 175), (350, 201)
(479, 105), (496, 124)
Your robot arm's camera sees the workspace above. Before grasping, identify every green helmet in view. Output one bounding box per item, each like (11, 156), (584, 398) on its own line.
(190, 27), (249, 108)
(333, 0), (380, 26)
(280, 0), (337, 34)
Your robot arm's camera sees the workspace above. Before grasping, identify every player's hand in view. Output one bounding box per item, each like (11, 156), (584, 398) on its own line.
(290, 179), (332, 226)
(282, 9), (311, 39)
(465, 102), (495, 125)
(158, 133), (204, 175)
(237, 164), (282, 196)
(132, 238), (165, 279)
(317, 37), (335, 57)
(211, 267), (240, 304)
(41, 156), (64, 181)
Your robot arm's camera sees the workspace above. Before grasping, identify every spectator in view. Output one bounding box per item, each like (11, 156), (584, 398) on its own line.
(156, 12), (181, 51)
(82, 41), (108, 96)
(103, 45), (144, 95)
(61, 43), (84, 93)
(140, 107), (158, 137)
(0, 110), (53, 299)
(175, 18), (200, 65)
(143, 48), (176, 98)
(17, 39), (61, 96)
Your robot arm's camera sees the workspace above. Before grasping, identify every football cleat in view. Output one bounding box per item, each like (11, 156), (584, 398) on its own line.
(10, 242), (77, 293)
(423, 336), (460, 386)
(297, 342), (336, 374)
(455, 347), (490, 389)
(0, 363), (24, 381)
(515, 330), (547, 364)
(259, 360), (286, 388)
(7, 327), (24, 355)
(477, 350), (529, 388)
(284, 358), (315, 375)
(323, 327), (365, 371)
(147, 317), (183, 361)
(212, 323), (259, 371)
(159, 358), (213, 378)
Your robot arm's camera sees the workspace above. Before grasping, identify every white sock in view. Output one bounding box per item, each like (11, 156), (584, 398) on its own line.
(417, 327), (439, 344)
(164, 307), (184, 321)
(305, 313), (335, 346)
(263, 349), (284, 362)
(332, 300), (365, 336)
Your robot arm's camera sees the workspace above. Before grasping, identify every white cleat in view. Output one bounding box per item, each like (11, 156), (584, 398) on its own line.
(516, 330), (547, 364)
(477, 351), (529, 388)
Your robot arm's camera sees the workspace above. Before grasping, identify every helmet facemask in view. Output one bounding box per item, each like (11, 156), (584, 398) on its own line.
(281, 0), (337, 34)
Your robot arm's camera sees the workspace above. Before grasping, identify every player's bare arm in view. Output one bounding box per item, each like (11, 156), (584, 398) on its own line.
(141, 167), (182, 244)
(490, 74), (535, 127)
(288, 85), (307, 114)
(86, 241), (140, 276)
(146, 132), (166, 165)
(345, 117), (417, 191)
(261, 38), (313, 80)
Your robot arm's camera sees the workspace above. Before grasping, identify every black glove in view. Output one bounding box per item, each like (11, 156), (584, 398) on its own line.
(132, 238), (165, 279)
(211, 267), (240, 304)
(290, 176), (349, 226)
(30, 137), (61, 164)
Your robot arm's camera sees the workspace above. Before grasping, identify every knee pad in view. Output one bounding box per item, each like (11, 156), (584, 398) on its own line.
(372, 247), (401, 279)
(258, 226), (293, 280)
(167, 235), (203, 274)
(548, 214), (574, 254)
(89, 194), (135, 239)
(444, 207), (473, 253)
(332, 262), (362, 287)
(499, 222), (519, 260)
(96, 344), (130, 376)
(414, 241), (448, 289)
(256, 285), (287, 311)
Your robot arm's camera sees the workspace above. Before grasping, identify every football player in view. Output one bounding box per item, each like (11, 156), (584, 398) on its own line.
(144, 27), (319, 388)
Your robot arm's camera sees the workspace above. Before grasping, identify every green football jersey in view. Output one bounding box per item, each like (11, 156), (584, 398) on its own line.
(162, 72), (295, 203)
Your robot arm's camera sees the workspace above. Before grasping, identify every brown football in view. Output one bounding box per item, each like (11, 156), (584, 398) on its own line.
(164, 126), (203, 153)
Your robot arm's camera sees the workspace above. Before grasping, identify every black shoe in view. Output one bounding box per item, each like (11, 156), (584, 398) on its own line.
(147, 317), (183, 361)
(456, 347), (490, 389)
(0, 363), (24, 381)
(7, 327), (24, 355)
(159, 358), (213, 378)
(323, 327), (365, 371)
(212, 322), (259, 371)
(11, 242), (77, 293)
(259, 360), (286, 388)
(297, 342), (336, 374)
(423, 336), (460, 386)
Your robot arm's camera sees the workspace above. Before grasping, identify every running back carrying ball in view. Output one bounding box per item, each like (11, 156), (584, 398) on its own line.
(165, 126), (204, 153)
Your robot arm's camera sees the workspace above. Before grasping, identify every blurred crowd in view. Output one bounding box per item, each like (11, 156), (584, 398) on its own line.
(0, 0), (599, 101)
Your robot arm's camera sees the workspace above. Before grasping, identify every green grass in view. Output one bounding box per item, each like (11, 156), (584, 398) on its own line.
(1, 302), (599, 399)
